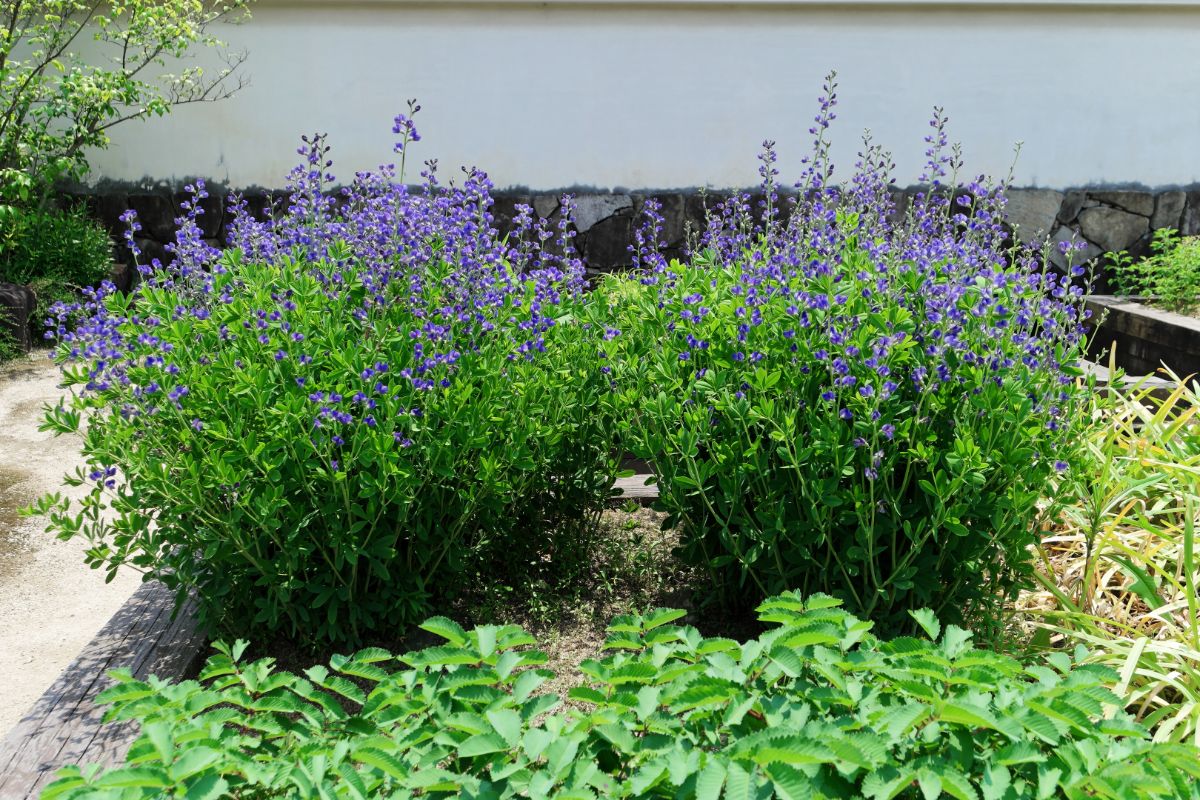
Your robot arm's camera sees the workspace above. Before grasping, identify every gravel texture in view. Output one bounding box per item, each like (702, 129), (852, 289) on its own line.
(0, 353), (139, 736)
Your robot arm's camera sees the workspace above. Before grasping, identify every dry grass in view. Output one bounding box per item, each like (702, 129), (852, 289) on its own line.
(1013, 367), (1200, 744)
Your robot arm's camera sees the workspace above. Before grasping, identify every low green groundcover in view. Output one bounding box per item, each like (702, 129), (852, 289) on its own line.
(43, 594), (1200, 799)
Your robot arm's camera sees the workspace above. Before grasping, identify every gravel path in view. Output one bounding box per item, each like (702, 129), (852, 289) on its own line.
(0, 353), (139, 735)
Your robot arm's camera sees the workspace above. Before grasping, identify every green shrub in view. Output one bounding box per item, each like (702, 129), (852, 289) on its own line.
(34, 147), (619, 646)
(42, 593), (1200, 800)
(598, 92), (1090, 636)
(1109, 228), (1200, 315)
(0, 204), (113, 329)
(0, 327), (20, 362)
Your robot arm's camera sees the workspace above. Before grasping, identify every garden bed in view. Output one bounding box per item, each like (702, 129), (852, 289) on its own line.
(1086, 295), (1200, 378)
(0, 487), (672, 799)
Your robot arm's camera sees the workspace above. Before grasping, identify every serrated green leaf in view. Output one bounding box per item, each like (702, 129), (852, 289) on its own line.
(419, 616), (469, 647)
(459, 732), (509, 757)
(354, 746), (408, 779)
(184, 773), (229, 800)
(696, 760), (725, 800)
(909, 608), (942, 641)
(486, 708), (522, 748)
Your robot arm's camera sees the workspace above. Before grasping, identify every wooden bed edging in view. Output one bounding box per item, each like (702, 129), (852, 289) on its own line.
(0, 581), (204, 800)
(1086, 295), (1200, 379)
(0, 483), (660, 800)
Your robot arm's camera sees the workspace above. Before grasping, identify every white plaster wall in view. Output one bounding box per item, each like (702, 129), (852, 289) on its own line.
(85, 1), (1200, 191)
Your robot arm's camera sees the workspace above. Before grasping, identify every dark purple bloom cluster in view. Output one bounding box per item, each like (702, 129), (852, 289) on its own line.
(606, 73), (1092, 633)
(48, 107), (587, 422)
(41, 107), (616, 646)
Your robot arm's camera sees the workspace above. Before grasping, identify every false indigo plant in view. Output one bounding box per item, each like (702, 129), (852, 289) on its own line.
(34, 109), (619, 647)
(601, 74), (1094, 636)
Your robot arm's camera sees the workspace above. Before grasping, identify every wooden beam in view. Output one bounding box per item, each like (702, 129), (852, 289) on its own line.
(0, 583), (204, 800)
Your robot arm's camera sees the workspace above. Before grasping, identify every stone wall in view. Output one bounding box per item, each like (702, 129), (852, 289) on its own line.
(62, 186), (1200, 287)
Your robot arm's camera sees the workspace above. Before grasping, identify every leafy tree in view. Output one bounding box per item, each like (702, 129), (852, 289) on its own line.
(0, 0), (249, 211)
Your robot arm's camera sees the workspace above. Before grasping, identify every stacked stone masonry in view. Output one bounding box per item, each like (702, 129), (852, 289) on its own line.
(61, 187), (1200, 289)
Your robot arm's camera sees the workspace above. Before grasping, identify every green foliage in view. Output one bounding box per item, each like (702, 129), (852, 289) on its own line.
(0, 204), (113, 325)
(597, 237), (1089, 636)
(31, 249), (618, 647)
(1109, 229), (1200, 315)
(42, 594), (1200, 800)
(0, 325), (20, 361)
(0, 0), (248, 206)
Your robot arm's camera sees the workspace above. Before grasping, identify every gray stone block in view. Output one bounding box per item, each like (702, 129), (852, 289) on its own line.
(0, 282), (36, 353)
(1152, 191), (1187, 231)
(1004, 189), (1064, 245)
(581, 209), (634, 271)
(886, 188), (914, 226)
(134, 237), (171, 267)
(81, 192), (131, 237)
(572, 195), (633, 233)
(1057, 191), (1088, 225)
(127, 194), (178, 242)
(174, 190), (224, 239)
(633, 194), (688, 247)
(490, 195), (532, 237)
(1077, 206), (1150, 253)
(532, 195), (559, 219)
(1181, 192), (1200, 236)
(1088, 191), (1154, 217)
(108, 262), (136, 294)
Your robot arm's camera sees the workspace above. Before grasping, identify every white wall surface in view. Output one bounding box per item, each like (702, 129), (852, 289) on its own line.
(85, 1), (1200, 191)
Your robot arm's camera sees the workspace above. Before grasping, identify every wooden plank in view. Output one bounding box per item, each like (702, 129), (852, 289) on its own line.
(0, 582), (167, 795)
(82, 597), (208, 772)
(0, 581), (203, 800)
(614, 473), (658, 505)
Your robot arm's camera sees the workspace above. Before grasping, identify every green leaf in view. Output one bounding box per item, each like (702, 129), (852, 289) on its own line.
(916, 767), (942, 800)
(695, 760), (725, 800)
(421, 616), (470, 647)
(766, 763), (813, 800)
(95, 767), (170, 789)
(458, 732), (509, 757)
(939, 701), (1006, 736)
(486, 708), (522, 748)
(354, 746), (408, 779)
(169, 747), (222, 782)
(642, 608), (687, 631)
(909, 608), (941, 641)
(939, 767), (979, 800)
(980, 764), (1012, 800)
(863, 767), (918, 800)
(185, 773), (229, 800)
(724, 761), (753, 800)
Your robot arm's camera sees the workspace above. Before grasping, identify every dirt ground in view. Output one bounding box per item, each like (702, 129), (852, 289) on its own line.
(0, 353), (139, 736)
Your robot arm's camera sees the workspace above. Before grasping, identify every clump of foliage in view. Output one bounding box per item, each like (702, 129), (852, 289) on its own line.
(42, 593), (1200, 799)
(0, 324), (20, 361)
(32, 112), (620, 647)
(0, 0), (248, 210)
(600, 75), (1092, 636)
(0, 204), (113, 327)
(1109, 228), (1200, 315)
(1019, 366), (1200, 745)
